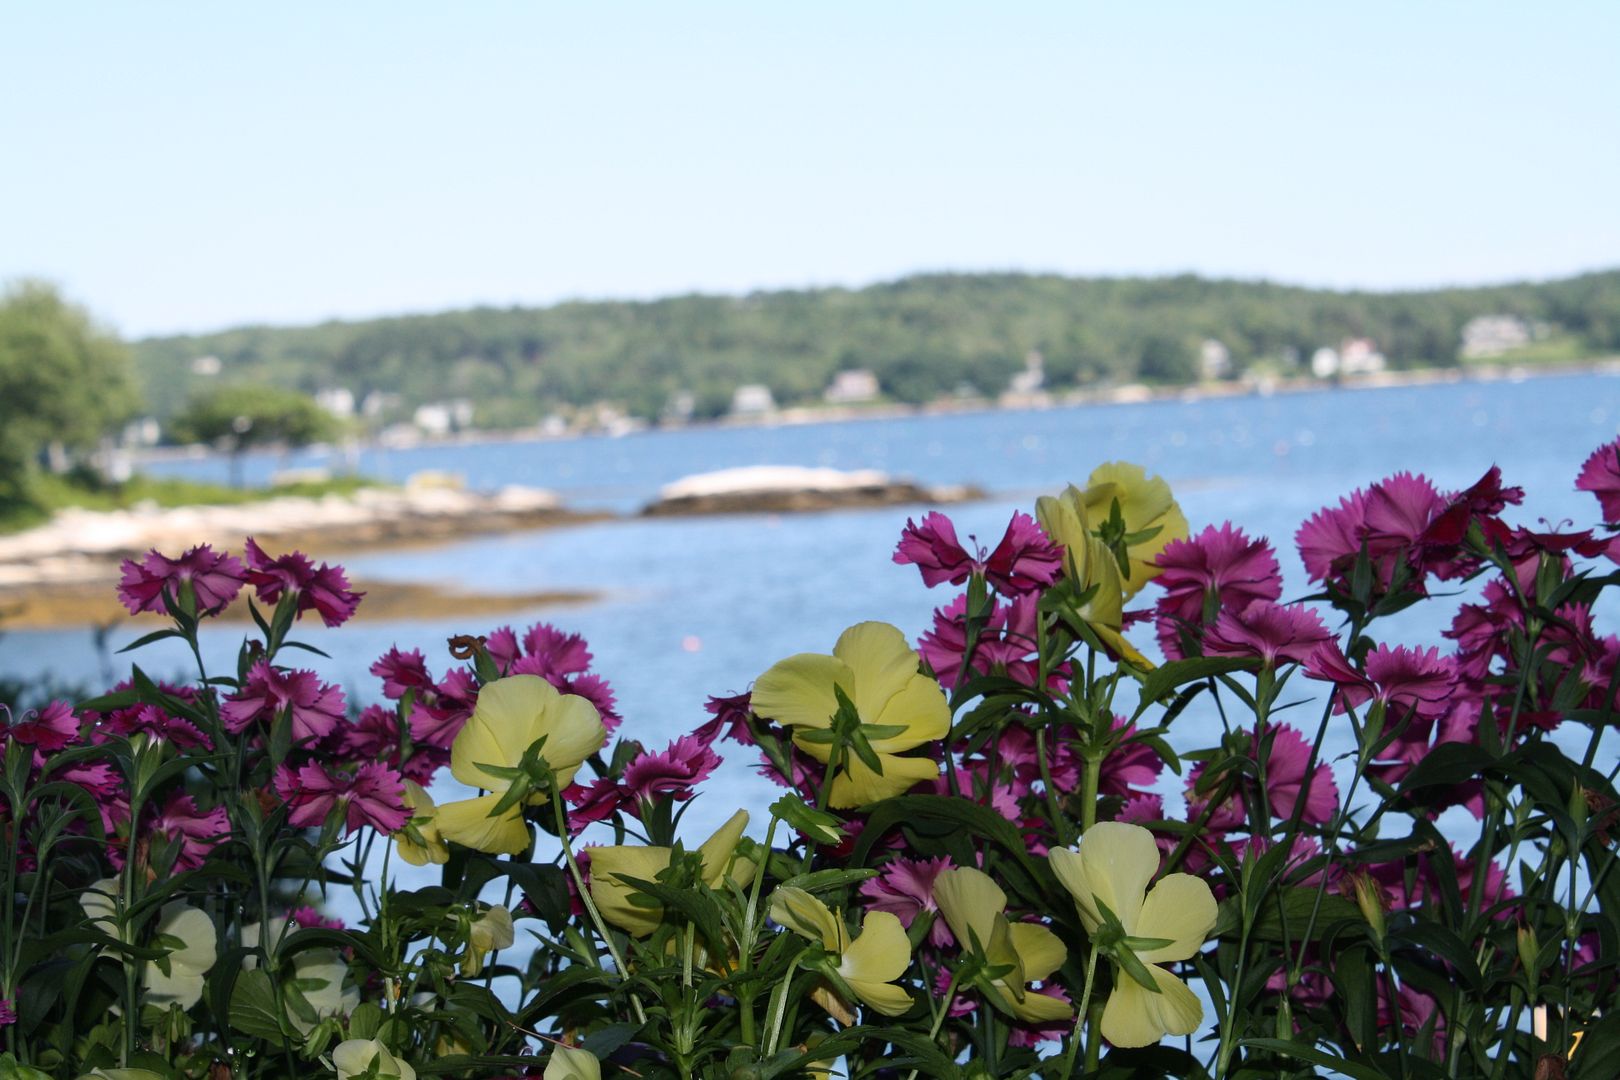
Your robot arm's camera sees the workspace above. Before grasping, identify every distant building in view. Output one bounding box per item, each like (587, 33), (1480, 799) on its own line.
(730, 384), (777, 415)
(664, 390), (696, 422)
(123, 417), (162, 447)
(190, 355), (222, 377)
(1460, 315), (1532, 359)
(362, 390), (401, 418)
(1312, 338), (1387, 378)
(315, 387), (356, 418)
(1339, 338), (1387, 375)
(1199, 339), (1232, 380)
(413, 399), (475, 436)
(1000, 351), (1049, 407)
(824, 369), (880, 404)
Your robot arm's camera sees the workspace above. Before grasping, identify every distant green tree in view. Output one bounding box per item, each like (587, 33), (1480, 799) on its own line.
(1137, 335), (1197, 383)
(0, 280), (139, 518)
(169, 385), (338, 486)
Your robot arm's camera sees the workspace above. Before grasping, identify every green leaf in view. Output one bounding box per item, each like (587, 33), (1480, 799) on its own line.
(1241, 1038), (1387, 1080)
(1132, 656), (1257, 719)
(229, 968), (291, 1045)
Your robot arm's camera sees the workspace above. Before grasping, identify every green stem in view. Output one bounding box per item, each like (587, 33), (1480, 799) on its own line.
(1059, 945), (1100, 1078)
(550, 793), (647, 1025)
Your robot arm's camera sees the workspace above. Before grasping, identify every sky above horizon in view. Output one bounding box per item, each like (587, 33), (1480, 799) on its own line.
(2, 2), (1617, 338)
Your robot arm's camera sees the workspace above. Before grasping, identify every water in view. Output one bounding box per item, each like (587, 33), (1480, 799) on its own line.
(5, 372), (1620, 840)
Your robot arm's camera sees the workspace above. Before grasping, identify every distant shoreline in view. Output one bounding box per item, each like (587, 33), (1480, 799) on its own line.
(130, 356), (1620, 471)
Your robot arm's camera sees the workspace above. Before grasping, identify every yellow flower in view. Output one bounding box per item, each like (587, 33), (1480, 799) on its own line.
(438, 675), (608, 855)
(769, 886), (913, 1022)
(394, 780), (450, 866)
(331, 1038), (417, 1080)
(1079, 462), (1188, 595)
(751, 621), (948, 808)
(461, 904), (516, 976)
(143, 902), (217, 1011)
(1049, 821), (1216, 1049)
(543, 1045), (601, 1080)
(932, 867), (1071, 1025)
(589, 809), (750, 937)
(1035, 486), (1146, 666)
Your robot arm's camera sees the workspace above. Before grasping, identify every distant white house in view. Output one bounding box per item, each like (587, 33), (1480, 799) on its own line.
(413, 399), (475, 436)
(1199, 339), (1232, 380)
(1460, 315), (1532, 359)
(1312, 338), (1387, 378)
(824, 369), (880, 404)
(190, 355), (222, 376)
(362, 390), (401, 418)
(315, 387), (356, 418)
(1007, 350), (1045, 396)
(730, 384), (777, 416)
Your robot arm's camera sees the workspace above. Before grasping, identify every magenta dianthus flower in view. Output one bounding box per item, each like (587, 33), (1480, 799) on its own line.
(894, 511), (1061, 595)
(1577, 437), (1620, 522)
(243, 537), (363, 626)
(117, 544), (246, 616)
(3, 700), (80, 751)
(1203, 600), (1332, 667)
(147, 793), (230, 871)
(275, 761), (408, 834)
(222, 661), (346, 744)
(859, 856), (956, 947)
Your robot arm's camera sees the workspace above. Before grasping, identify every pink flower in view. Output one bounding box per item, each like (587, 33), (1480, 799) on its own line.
(117, 544), (245, 615)
(243, 537), (363, 626)
(275, 761), (408, 834)
(3, 700), (79, 751)
(1153, 523), (1283, 623)
(1296, 488), (1368, 586)
(0, 998), (13, 1027)
(1577, 436), (1620, 522)
(1203, 600), (1333, 667)
(894, 512), (979, 588)
(919, 592), (1046, 690)
(146, 793), (229, 871)
(1187, 724), (1337, 830)
(1416, 466), (1523, 578)
(1306, 642), (1456, 720)
(859, 856), (956, 947)
(622, 734), (721, 803)
(1097, 718), (1164, 800)
(894, 511), (1061, 595)
(1006, 983), (1073, 1047)
(371, 647), (436, 700)
(222, 661), (346, 744)
(693, 691), (755, 744)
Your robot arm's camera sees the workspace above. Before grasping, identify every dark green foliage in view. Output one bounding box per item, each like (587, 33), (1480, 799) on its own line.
(130, 269), (1620, 424)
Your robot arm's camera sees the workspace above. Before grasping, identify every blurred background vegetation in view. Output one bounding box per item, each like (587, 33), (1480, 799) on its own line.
(131, 269), (1620, 425)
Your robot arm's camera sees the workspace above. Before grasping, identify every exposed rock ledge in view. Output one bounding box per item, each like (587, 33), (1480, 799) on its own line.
(641, 466), (983, 516)
(0, 483), (605, 593)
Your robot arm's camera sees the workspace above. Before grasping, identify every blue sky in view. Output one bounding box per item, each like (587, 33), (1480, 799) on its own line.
(2, 2), (1616, 337)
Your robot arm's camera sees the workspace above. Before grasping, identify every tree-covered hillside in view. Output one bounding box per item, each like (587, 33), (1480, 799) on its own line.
(131, 270), (1620, 426)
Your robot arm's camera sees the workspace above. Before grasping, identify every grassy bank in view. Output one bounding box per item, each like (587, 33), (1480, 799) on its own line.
(0, 470), (382, 534)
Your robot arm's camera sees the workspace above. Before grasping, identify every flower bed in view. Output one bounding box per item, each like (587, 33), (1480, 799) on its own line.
(3, 441), (1620, 1079)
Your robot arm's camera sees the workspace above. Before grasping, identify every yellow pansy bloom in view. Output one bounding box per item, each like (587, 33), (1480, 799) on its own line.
(438, 675), (608, 855)
(932, 867), (1071, 1025)
(1050, 821), (1217, 1049)
(1078, 462), (1189, 597)
(751, 621), (948, 808)
(769, 886), (913, 1022)
(332, 1038), (416, 1080)
(589, 809), (751, 937)
(543, 1045), (601, 1080)
(394, 780), (449, 866)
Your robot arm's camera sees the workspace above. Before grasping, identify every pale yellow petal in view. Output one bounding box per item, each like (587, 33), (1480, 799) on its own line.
(1003, 984), (1074, 1025)
(1007, 921), (1066, 984)
(840, 911), (910, 985)
(471, 905), (516, 952)
(451, 675), (556, 788)
(697, 809), (750, 887)
(845, 977), (914, 1018)
(589, 845), (674, 937)
(832, 621), (923, 723)
(826, 751), (938, 808)
(333, 1039), (416, 1080)
(752, 652), (853, 737)
(1035, 487), (1090, 554)
(533, 691), (608, 787)
(543, 1045), (601, 1080)
(1135, 873), (1217, 964)
(768, 886), (844, 951)
(868, 673), (951, 753)
(435, 793), (532, 855)
(932, 867), (1006, 958)
(1050, 822), (1159, 935)
(1100, 963), (1203, 1048)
